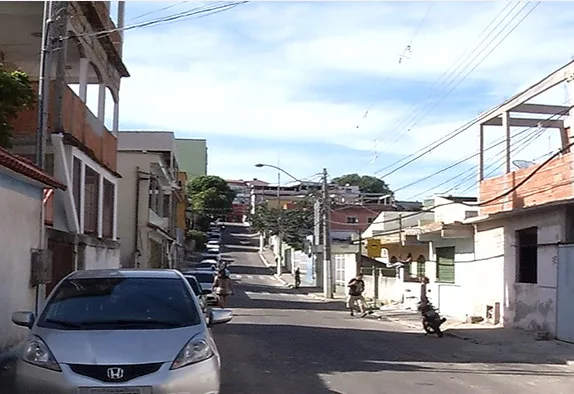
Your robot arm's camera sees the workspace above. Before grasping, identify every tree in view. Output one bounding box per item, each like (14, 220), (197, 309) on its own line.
(0, 64), (36, 148)
(333, 173), (393, 195)
(249, 199), (314, 250)
(186, 175), (236, 227)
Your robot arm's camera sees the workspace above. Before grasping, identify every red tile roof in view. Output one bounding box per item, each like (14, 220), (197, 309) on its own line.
(0, 146), (66, 190)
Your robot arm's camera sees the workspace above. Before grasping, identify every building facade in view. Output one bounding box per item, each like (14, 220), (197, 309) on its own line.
(175, 138), (207, 179)
(0, 147), (65, 352)
(3, 1), (129, 296)
(116, 131), (184, 269)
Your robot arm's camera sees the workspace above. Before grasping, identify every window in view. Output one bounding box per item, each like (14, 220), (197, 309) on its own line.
(346, 216), (359, 224)
(72, 157), (82, 220)
(83, 166), (99, 235)
(334, 254), (346, 285)
(38, 277), (200, 330)
(163, 194), (171, 218)
(367, 217), (374, 224)
(416, 255), (426, 278)
(436, 247), (455, 283)
(516, 227), (538, 283)
(102, 179), (114, 238)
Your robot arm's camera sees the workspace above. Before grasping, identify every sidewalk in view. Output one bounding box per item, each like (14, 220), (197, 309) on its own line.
(376, 305), (574, 366)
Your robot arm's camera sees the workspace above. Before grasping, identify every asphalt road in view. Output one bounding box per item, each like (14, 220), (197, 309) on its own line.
(213, 224), (574, 394)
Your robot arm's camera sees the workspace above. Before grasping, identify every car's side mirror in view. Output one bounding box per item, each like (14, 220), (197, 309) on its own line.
(208, 309), (233, 326)
(12, 311), (35, 329)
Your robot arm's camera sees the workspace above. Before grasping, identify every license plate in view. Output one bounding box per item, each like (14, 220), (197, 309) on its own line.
(87, 388), (142, 394)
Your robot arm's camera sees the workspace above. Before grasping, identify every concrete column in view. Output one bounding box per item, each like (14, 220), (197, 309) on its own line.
(113, 181), (118, 240)
(78, 58), (89, 102)
(79, 162), (86, 234)
(97, 174), (104, 238)
(478, 124), (484, 181)
(112, 99), (120, 135)
(502, 111), (511, 173)
(97, 83), (106, 125)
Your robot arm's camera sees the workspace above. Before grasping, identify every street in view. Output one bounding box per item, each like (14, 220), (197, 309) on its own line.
(214, 224), (574, 394)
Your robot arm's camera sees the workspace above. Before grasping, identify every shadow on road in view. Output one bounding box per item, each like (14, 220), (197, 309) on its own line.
(212, 322), (574, 394)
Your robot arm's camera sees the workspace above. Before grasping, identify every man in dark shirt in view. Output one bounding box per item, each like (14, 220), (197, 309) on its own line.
(347, 273), (367, 317)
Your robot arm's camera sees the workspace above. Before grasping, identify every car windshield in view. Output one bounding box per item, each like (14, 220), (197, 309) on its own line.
(191, 272), (215, 284)
(184, 276), (202, 295)
(38, 277), (201, 330)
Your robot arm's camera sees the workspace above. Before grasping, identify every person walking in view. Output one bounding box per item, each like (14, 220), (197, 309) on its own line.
(212, 269), (233, 308)
(347, 273), (367, 317)
(294, 267), (301, 288)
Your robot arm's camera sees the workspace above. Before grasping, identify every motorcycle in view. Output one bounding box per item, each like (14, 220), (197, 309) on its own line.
(417, 297), (447, 338)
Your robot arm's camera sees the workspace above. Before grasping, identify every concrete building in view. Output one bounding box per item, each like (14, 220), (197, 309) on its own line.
(0, 147), (65, 352)
(117, 131), (185, 269)
(175, 138), (207, 179)
(464, 59), (574, 341)
(2, 1), (129, 296)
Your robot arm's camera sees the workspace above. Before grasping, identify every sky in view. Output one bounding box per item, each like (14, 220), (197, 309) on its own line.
(94, 1), (574, 200)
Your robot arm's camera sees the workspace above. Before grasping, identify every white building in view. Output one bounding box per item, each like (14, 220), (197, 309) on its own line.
(0, 148), (65, 352)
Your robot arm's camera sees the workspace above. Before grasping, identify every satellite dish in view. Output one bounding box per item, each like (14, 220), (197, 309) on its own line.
(512, 160), (536, 169)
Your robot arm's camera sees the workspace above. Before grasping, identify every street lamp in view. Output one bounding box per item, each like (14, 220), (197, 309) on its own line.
(254, 163), (302, 277)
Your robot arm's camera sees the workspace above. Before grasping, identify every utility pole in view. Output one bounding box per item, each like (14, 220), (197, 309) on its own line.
(322, 168), (333, 298)
(276, 169), (282, 276)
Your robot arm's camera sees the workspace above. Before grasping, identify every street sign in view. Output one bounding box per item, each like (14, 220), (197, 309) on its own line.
(366, 239), (381, 258)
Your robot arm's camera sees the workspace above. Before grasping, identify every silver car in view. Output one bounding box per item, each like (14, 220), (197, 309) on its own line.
(11, 269), (232, 394)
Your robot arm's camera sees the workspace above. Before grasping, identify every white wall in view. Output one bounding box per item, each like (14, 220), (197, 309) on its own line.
(476, 208), (563, 334)
(0, 172), (43, 352)
(424, 237), (478, 320)
(84, 245), (120, 269)
(433, 196), (479, 224)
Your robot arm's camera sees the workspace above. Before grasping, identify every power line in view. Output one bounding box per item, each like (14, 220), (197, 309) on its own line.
(363, 1), (522, 163)
(395, 105), (569, 197)
(371, 2), (541, 178)
(65, 1), (248, 40)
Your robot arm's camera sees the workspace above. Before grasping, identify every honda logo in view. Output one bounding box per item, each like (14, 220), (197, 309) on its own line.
(106, 367), (124, 380)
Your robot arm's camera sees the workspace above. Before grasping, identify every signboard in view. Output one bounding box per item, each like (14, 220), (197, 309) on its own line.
(366, 239), (382, 258)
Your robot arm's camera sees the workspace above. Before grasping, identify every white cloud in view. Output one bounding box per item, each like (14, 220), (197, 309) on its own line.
(113, 1), (574, 197)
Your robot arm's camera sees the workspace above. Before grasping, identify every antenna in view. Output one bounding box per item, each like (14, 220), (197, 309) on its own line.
(512, 160), (536, 169)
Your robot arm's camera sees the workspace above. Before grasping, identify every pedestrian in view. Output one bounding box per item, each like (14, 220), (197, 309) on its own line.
(294, 267), (301, 288)
(212, 269), (233, 308)
(347, 273), (367, 317)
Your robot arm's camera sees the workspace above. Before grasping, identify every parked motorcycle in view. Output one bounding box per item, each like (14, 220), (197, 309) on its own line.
(417, 297), (447, 338)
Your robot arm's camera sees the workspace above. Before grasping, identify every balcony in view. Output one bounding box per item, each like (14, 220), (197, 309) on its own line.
(0, 1), (127, 83)
(10, 82), (118, 172)
(479, 153), (574, 215)
(149, 208), (170, 232)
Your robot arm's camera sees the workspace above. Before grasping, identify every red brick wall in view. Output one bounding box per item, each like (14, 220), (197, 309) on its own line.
(479, 153), (574, 215)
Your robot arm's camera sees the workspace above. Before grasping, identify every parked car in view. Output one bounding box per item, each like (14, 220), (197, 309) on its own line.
(10, 269), (232, 393)
(206, 239), (220, 247)
(206, 244), (221, 253)
(202, 249), (221, 262)
(183, 274), (208, 318)
(185, 270), (218, 306)
(195, 262), (217, 271)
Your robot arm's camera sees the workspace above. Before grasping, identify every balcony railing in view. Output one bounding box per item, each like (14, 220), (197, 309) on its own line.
(11, 82), (118, 172)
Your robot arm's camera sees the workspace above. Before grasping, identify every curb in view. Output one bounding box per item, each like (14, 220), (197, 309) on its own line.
(257, 251), (294, 289)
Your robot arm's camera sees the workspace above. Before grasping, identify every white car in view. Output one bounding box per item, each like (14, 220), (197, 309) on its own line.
(206, 244), (220, 253)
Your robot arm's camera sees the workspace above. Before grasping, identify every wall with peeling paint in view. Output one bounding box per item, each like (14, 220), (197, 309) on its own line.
(476, 207), (564, 335)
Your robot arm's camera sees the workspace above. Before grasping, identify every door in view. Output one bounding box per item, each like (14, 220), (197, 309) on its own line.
(46, 238), (75, 296)
(557, 245), (574, 343)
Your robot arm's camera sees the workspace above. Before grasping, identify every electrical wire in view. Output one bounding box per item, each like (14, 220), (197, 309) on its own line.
(375, 1), (528, 153)
(371, 2), (541, 178)
(66, 1), (249, 40)
(395, 105), (570, 197)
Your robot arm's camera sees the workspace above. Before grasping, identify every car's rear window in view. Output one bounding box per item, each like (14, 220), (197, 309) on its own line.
(191, 272), (215, 283)
(38, 277), (201, 330)
(184, 276), (202, 295)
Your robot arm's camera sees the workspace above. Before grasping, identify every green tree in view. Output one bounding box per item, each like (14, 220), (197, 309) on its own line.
(0, 64), (36, 148)
(249, 199), (314, 250)
(333, 173), (393, 195)
(186, 175), (236, 227)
